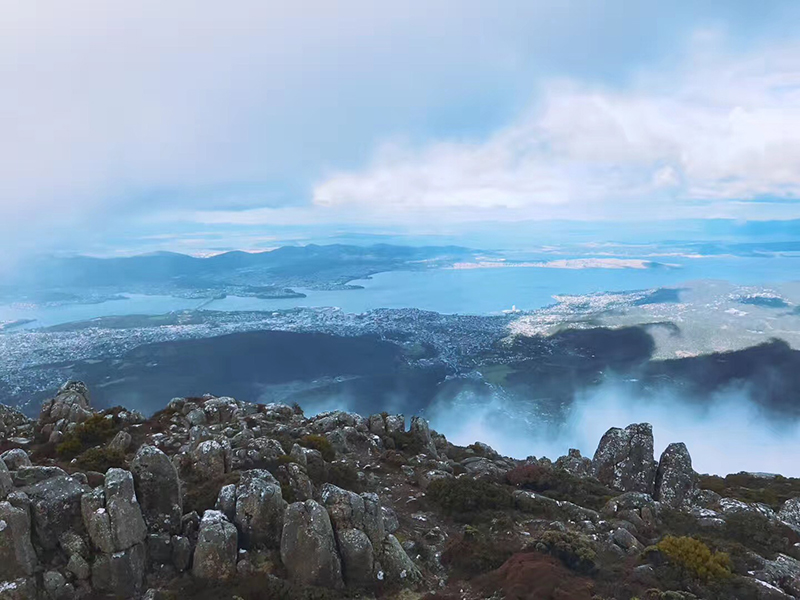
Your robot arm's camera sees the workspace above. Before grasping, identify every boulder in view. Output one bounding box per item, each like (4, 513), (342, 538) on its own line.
(191, 439), (230, 479)
(409, 416), (437, 456)
(654, 442), (695, 508)
(107, 430), (132, 453)
(592, 423), (657, 494)
(104, 468), (147, 551)
(1, 449), (31, 471)
(281, 500), (343, 589)
(0, 459), (12, 499)
(337, 528), (375, 587)
(554, 449), (592, 477)
(91, 542), (146, 597)
(130, 445), (182, 534)
(192, 510), (238, 580)
(24, 475), (88, 550)
(0, 500), (37, 580)
(234, 469), (287, 549)
(780, 497), (800, 531)
(381, 534), (422, 584)
(13, 466), (67, 488)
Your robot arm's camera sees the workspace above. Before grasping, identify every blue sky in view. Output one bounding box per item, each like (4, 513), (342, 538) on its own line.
(2, 1), (800, 257)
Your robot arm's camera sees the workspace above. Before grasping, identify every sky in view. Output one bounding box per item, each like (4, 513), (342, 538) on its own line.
(3, 1), (800, 258)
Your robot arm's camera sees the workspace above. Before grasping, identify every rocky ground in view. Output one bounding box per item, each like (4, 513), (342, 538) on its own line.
(2, 383), (800, 599)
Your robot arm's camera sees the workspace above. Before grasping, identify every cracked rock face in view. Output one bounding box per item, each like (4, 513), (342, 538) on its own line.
(281, 500), (343, 589)
(654, 442), (696, 508)
(192, 510), (238, 580)
(592, 423), (657, 494)
(130, 445), (183, 534)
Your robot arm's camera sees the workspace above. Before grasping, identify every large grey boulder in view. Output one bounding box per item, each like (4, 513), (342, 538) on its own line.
(191, 439), (230, 479)
(281, 500), (343, 589)
(381, 534), (422, 584)
(0, 500), (37, 580)
(91, 542), (146, 597)
(555, 449), (593, 477)
(82, 488), (114, 553)
(320, 484), (365, 531)
(337, 528), (375, 587)
(104, 468), (147, 551)
(24, 475), (88, 550)
(234, 469), (286, 549)
(1, 450), (31, 471)
(130, 445), (182, 534)
(193, 510), (238, 580)
(654, 442), (695, 508)
(592, 423), (657, 494)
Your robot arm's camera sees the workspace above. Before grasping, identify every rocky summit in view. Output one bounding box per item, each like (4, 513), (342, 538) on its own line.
(1, 384), (800, 599)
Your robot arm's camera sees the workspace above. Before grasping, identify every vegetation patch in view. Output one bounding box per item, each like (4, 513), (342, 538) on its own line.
(698, 472), (800, 511)
(533, 530), (597, 574)
(75, 446), (127, 472)
(427, 478), (514, 520)
(184, 472), (242, 515)
(55, 413), (121, 459)
(299, 434), (335, 462)
(507, 464), (616, 511)
(652, 536), (731, 581)
(441, 527), (519, 579)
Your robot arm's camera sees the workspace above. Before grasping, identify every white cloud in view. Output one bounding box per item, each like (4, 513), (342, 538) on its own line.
(312, 37), (800, 221)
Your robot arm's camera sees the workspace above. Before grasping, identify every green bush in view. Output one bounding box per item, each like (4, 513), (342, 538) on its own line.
(299, 435), (335, 462)
(75, 446), (127, 472)
(441, 528), (517, 579)
(534, 530), (597, 574)
(698, 472), (800, 511)
(386, 430), (425, 455)
(56, 413), (119, 458)
(427, 477), (514, 517)
(655, 536), (731, 581)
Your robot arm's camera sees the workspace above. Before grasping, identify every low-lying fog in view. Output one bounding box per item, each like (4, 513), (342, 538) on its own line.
(422, 382), (798, 478)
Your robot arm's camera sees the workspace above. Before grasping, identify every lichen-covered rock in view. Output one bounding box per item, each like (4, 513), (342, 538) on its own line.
(81, 488), (114, 553)
(107, 430), (132, 453)
(555, 449), (593, 477)
(130, 445), (182, 534)
(0, 500), (37, 580)
(320, 484), (366, 531)
(337, 528), (375, 587)
(24, 475), (88, 550)
(381, 533), (422, 584)
(191, 439), (230, 480)
(654, 442), (695, 508)
(13, 466), (67, 488)
(192, 510), (237, 580)
(0, 458), (12, 499)
(1, 449), (31, 471)
(281, 500), (343, 589)
(778, 497), (800, 531)
(592, 423), (657, 494)
(410, 416), (437, 456)
(38, 381), (93, 426)
(104, 468), (147, 551)
(234, 469), (286, 549)
(91, 542), (146, 596)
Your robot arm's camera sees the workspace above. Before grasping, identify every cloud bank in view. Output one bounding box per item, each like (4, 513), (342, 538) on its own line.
(313, 34), (800, 222)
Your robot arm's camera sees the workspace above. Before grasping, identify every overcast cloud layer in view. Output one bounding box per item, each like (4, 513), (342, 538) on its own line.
(2, 1), (800, 258)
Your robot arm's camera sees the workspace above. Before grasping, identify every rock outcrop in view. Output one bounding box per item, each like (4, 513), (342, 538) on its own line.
(0, 382), (796, 600)
(592, 422), (657, 494)
(653, 442), (696, 508)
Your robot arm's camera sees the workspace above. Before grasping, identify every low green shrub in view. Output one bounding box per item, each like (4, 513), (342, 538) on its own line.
(56, 413), (119, 459)
(534, 530), (597, 574)
(299, 434), (335, 462)
(75, 446), (127, 472)
(655, 536), (731, 581)
(184, 472), (241, 515)
(427, 477), (514, 517)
